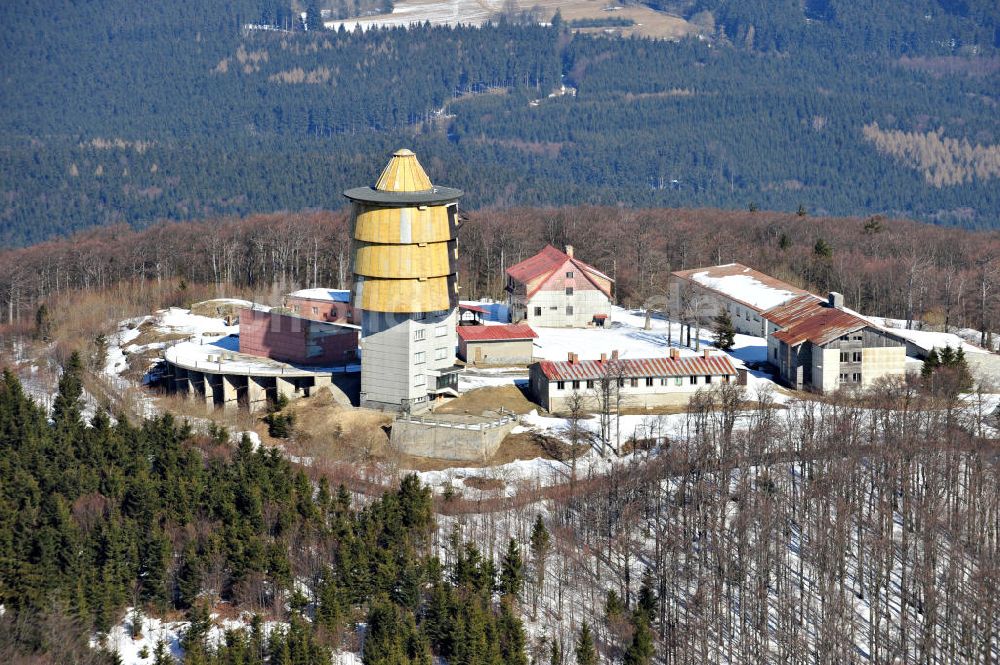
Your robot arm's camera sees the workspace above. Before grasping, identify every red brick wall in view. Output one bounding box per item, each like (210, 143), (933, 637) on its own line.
(239, 309), (358, 366)
(284, 296), (358, 324)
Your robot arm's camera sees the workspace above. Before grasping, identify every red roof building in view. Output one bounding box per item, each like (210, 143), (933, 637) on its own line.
(506, 245), (613, 328)
(529, 350), (738, 412)
(457, 323), (537, 366)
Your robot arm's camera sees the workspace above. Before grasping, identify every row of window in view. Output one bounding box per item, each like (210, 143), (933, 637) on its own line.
(839, 372), (862, 383)
(533, 306), (574, 317)
(413, 348), (449, 363)
(553, 375), (728, 391)
(413, 325), (449, 342)
(839, 351), (863, 363)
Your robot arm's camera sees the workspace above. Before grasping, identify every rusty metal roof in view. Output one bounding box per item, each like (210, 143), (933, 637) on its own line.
(761, 293), (826, 328)
(771, 307), (871, 347)
(457, 324), (538, 342)
(534, 355), (737, 382)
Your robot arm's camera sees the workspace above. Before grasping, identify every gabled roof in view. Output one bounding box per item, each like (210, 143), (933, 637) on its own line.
(534, 355), (736, 382)
(771, 307), (872, 347)
(672, 263), (808, 313)
(457, 324), (538, 342)
(761, 293), (825, 328)
(506, 245), (613, 299)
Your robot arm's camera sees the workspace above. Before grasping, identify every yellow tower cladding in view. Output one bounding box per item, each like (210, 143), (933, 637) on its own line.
(344, 149), (462, 314)
(345, 149), (463, 412)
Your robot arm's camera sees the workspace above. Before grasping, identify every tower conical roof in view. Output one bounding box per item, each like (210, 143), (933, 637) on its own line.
(374, 149), (434, 193)
(344, 148), (462, 205)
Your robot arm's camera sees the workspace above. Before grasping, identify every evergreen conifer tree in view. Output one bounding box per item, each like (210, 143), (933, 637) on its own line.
(499, 537), (524, 598)
(713, 309), (736, 351)
(623, 611), (654, 665)
(574, 621), (597, 665)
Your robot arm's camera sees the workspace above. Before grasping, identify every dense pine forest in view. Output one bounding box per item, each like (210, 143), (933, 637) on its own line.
(1, 1), (999, 246)
(0, 357), (534, 665)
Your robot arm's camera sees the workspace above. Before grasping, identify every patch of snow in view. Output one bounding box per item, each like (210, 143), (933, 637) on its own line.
(688, 269), (799, 311)
(287, 288), (351, 303)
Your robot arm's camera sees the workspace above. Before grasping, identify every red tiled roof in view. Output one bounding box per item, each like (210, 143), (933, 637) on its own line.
(457, 324), (538, 342)
(771, 307), (870, 347)
(506, 245), (614, 299)
(534, 355), (736, 382)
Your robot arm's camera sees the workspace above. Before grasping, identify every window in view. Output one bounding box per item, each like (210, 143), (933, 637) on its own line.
(312, 307), (319, 315)
(839, 373), (849, 383)
(291, 305), (298, 312)
(434, 347), (447, 361)
(549, 306), (558, 310)
(617, 378), (625, 387)
(415, 311), (426, 321)
(565, 287), (574, 296)
(705, 375), (712, 384)
(852, 372), (862, 382)
(586, 380), (594, 389)
(689, 376), (697, 385)
(745, 312), (750, 320)
(645, 377), (654, 386)
(675, 377), (683, 386)
(630, 378), (638, 387)
(566, 271), (574, 278)
(414, 329), (426, 341)
(435, 325), (447, 337)
(414, 351), (425, 364)
(660, 378), (668, 386)
(566, 306), (574, 316)
(840, 351), (850, 362)
(414, 374), (425, 387)
(556, 381), (565, 390)
(572, 380), (580, 390)
(534, 307), (542, 317)
(852, 351), (862, 362)
(773, 348), (778, 359)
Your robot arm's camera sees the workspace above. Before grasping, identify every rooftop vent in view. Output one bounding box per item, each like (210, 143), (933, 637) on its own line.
(565, 245), (575, 258)
(828, 292), (845, 309)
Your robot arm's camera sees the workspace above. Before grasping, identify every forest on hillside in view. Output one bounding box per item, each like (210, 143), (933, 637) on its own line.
(0, 1), (998, 246)
(1, 343), (997, 664)
(1, 207), (997, 352)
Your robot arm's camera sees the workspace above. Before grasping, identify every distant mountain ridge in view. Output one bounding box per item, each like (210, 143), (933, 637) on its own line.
(0, 0), (998, 246)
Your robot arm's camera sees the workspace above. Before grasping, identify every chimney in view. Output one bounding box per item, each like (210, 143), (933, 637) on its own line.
(567, 352), (575, 363)
(703, 349), (711, 358)
(669, 348), (679, 360)
(600, 352), (607, 363)
(828, 291), (844, 309)
(611, 349), (619, 360)
(565, 245), (574, 258)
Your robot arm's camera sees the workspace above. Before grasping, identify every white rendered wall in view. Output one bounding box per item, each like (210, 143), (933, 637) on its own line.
(360, 309), (456, 411)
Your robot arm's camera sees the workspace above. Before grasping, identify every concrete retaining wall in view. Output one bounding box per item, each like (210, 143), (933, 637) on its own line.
(390, 416), (516, 462)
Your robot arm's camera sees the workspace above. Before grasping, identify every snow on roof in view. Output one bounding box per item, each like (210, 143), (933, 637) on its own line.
(286, 288), (351, 303)
(673, 263), (807, 313)
(867, 318), (989, 355)
(165, 340), (358, 376)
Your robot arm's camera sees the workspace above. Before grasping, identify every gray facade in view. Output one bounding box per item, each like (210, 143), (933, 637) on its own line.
(360, 309), (459, 412)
